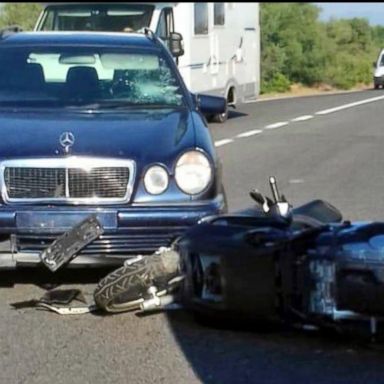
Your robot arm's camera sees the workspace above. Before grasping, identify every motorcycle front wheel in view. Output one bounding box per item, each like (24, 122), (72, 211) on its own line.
(94, 248), (181, 313)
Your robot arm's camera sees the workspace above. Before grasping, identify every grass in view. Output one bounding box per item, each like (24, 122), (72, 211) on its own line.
(259, 82), (373, 100)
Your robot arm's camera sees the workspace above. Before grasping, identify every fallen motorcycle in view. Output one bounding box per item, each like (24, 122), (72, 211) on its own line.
(94, 177), (384, 339)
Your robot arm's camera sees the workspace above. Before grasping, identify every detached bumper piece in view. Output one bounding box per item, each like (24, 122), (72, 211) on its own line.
(40, 215), (104, 272)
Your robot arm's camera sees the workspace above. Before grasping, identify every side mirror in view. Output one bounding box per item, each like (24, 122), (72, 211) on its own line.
(169, 32), (184, 58)
(194, 93), (227, 116)
(373, 61), (377, 68)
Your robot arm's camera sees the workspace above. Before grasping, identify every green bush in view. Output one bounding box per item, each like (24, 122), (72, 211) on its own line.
(324, 51), (373, 89)
(0, 3), (43, 30)
(260, 3), (380, 93)
(261, 73), (291, 94)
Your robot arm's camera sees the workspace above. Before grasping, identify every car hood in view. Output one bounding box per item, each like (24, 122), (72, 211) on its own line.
(0, 108), (195, 165)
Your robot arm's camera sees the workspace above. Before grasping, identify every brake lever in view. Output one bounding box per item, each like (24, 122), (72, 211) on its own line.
(250, 189), (270, 213)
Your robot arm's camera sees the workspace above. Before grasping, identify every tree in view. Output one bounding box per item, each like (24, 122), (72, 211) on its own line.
(260, 3), (328, 90)
(260, 3), (379, 92)
(0, 3), (43, 31)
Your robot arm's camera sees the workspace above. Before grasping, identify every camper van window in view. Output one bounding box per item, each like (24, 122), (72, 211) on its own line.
(156, 8), (174, 41)
(42, 10), (54, 31)
(214, 3), (225, 26)
(157, 12), (167, 40)
(194, 3), (208, 35)
(40, 4), (154, 32)
(167, 9), (174, 36)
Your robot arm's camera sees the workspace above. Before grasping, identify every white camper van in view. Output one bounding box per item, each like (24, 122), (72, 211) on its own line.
(35, 3), (260, 122)
(373, 49), (384, 89)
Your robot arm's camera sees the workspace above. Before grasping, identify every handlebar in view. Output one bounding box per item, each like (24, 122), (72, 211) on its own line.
(249, 177), (342, 227)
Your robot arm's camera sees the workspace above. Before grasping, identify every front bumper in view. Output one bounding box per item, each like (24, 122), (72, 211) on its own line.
(0, 195), (226, 269)
(374, 76), (384, 86)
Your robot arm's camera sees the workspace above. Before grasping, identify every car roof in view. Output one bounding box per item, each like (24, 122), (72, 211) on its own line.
(0, 31), (159, 49)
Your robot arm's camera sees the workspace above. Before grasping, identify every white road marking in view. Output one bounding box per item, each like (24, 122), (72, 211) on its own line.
(214, 139), (234, 147)
(289, 179), (304, 184)
(291, 115), (313, 122)
(315, 95), (384, 115)
(265, 121), (289, 129)
(215, 93), (384, 148)
(236, 129), (263, 138)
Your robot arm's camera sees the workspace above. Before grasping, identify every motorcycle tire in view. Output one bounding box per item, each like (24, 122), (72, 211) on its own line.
(94, 249), (181, 313)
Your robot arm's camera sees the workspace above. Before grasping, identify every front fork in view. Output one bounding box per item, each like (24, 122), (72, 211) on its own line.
(133, 246), (185, 313)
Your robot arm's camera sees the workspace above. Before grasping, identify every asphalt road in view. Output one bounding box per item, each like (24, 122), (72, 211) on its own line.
(2, 90), (384, 384)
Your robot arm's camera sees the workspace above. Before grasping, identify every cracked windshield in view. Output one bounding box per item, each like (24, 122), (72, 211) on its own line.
(0, 47), (184, 107)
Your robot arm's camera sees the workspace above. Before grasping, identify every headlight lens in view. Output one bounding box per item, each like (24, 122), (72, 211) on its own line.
(175, 151), (212, 195)
(144, 165), (169, 195)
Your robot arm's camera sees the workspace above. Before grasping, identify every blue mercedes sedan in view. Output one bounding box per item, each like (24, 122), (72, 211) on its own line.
(0, 30), (227, 268)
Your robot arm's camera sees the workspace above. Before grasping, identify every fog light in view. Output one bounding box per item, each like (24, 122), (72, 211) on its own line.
(144, 165), (169, 195)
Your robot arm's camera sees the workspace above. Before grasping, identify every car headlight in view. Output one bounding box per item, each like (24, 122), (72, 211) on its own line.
(144, 165), (169, 195)
(175, 150), (212, 195)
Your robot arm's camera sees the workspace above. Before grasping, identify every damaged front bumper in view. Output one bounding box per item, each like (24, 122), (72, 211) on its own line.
(0, 196), (225, 269)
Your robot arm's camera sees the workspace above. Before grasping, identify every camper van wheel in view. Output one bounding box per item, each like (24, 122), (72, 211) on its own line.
(211, 103), (229, 124)
(211, 87), (235, 123)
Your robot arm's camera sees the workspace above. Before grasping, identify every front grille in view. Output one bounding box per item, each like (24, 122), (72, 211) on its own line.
(68, 167), (129, 199)
(5, 168), (66, 199)
(1, 158), (135, 204)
